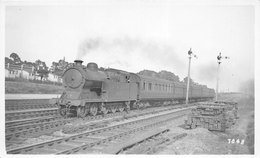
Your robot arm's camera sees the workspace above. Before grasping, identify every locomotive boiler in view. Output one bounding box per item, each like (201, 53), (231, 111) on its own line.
(50, 60), (215, 118)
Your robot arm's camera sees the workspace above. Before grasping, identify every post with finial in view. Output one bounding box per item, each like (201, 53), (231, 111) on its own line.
(215, 52), (229, 101)
(185, 48), (197, 105)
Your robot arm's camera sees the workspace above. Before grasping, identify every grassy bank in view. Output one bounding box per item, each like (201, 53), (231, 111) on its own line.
(5, 81), (64, 94)
(236, 97), (255, 154)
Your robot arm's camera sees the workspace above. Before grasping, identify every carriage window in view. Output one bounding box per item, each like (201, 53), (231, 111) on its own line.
(142, 82), (146, 91)
(125, 76), (130, 83)
(148, 83), (152, 91)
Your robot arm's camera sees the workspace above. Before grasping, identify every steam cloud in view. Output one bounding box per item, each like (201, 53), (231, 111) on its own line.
(76, 36), (254, 92)
(77, 35), (185, 75)
(196, 62), (217, 82)
(77, 37), (103, 59)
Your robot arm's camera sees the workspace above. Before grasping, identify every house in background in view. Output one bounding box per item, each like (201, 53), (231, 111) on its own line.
(48, 73), (60, 82)
(20, 68), (34, 80)
(5, 67), (15, 78)
(5, 63), (35, 80)
(5, 62), (63, 83)
(48, 71), (63, 83)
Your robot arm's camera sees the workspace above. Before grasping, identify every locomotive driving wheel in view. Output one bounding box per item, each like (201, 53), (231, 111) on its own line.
(102, 107), (108, 114)
(58, 105), (67, 117)
(100, 103), (108, 115)
(76, 106), (87, 118)
(125, 101), (131, 111)
(110, 105), (117, 113)
(89, 103), (98, 116)
(118, 106), (124, 112)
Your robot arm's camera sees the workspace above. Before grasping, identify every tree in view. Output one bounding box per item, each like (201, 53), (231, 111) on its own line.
(58, 59), (68, 70)
(50, 62), (58, 72)
(37, 69), (49, 80)
(5, 57), (15, 65)
(183, 77), (195, 84)
(137, 70), (159, 77)
(35, 59), (49, 80)
(158, 70), (180, 82)
(10, 52), (22, 64)
(50, 58), (71, 74)
(23, 60), (36, 67)
(137, 69), (180, 82)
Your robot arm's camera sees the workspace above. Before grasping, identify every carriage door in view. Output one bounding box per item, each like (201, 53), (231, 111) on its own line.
(136, 82), (140, 100)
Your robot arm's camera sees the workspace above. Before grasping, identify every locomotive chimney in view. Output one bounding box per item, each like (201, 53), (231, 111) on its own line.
(74, 60), (83, 66)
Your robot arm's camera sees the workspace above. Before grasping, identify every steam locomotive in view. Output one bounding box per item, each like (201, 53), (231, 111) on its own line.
(50, 60), (215, 118)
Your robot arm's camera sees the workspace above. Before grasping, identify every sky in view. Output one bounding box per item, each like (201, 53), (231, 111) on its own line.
(2, 0), (259, 92)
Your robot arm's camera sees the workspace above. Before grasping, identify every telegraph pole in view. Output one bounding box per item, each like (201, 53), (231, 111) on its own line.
(185, 48), (197, 105)
(215, 52), (229, 101)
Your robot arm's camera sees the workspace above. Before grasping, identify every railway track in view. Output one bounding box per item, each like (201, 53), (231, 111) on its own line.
(5, 99), (59, 122)
(117, 132), (187, 154)
(5, 111), (129, 146)
(7, 107), (190, 154)
(5, 108), (58, 121)
(5, 116), (61, 129)
(5, 99), (181, 122)
(5, 105), (185, 147)
(5, 99), (56, 111)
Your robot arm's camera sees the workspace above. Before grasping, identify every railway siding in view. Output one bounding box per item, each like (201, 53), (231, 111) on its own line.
(5, 108), (58, 121)
(102, 128), (170, 154)
(7, 107), (190, 154)
(6, 104), (189, 148)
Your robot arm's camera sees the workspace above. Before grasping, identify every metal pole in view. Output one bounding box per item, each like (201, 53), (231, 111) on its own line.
(215, 52), (229, 100)
(215, 62), (220, 101)
(185, 56), (191, 105)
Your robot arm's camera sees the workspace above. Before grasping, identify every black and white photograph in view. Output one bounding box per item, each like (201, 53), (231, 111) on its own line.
(1, 0), (259, 156)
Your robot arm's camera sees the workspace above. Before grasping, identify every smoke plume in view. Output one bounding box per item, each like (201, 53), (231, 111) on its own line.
(194, 61), (217, 88)
(77, 37), (103, 60)
(76, 35), (185, 75)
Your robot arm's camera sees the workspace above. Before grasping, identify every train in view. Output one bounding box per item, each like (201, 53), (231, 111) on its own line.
(49, 60), (215, 118)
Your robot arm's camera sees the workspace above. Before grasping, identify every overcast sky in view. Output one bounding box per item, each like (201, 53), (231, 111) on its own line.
(3, 1), (259, 92)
